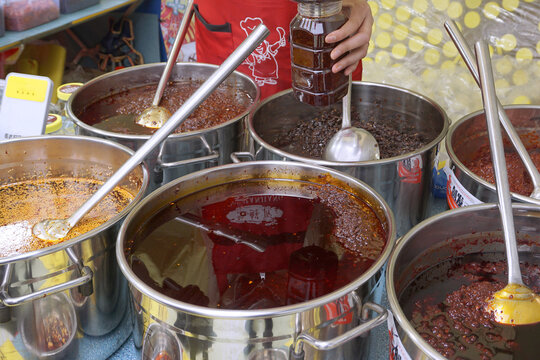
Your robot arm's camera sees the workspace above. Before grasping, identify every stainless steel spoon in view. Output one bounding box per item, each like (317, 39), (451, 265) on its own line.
(445, 20), (540, 200)
(136, 0), (195, 129)
(32, 24), (270, 242)
(323, 75), (380, 162)
(476, 40), (540, 325)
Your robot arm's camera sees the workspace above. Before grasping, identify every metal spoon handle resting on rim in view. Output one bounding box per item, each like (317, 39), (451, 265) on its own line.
(445, 20), (540, 200)
(476, 41), (523, 286)
(152, 0), (195, 107)
(341, 74), (352, 129)
(33, 24), (270, 241)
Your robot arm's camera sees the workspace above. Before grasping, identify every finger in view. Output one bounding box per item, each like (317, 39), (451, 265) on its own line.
(326, 1), (373, 44)
(332, 45), (369, 74)
(330, 31), (371, 60)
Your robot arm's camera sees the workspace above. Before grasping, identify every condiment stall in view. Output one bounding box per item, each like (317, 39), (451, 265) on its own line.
(0, 0), (539, 359)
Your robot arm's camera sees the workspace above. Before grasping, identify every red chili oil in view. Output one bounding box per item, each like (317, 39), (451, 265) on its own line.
(128, 180), (386, 310)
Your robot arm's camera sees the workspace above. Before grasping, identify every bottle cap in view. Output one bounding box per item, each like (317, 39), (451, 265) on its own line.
(45, 114), (62, 134)
(57, 82), (83, 102)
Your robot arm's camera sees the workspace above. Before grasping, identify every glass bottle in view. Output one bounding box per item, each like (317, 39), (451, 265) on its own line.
(290, 0), (348, 106)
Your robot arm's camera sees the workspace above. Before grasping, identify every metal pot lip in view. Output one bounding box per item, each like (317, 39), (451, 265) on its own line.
(0, 135), (150, 266)
(445, 104), (540, 206)
(385, 202), (540, 360)
(67, 62), (260, 141)
(116, 160), (397, 319)
(248, 82), (450, 167)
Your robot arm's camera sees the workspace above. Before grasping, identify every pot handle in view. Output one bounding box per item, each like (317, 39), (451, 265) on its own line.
(156, 135), (219, 169)
(0, 249), (93, 307)
(289, 301), (387, 359)
(230, 151), (255, 163)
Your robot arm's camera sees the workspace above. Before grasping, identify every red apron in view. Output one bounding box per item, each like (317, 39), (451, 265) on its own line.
(194, 0), (362, 99)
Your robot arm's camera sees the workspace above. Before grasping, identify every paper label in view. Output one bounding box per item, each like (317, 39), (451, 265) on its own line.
(398, 155), (423, 184)
(443, 167), (483, 209)
(388, 310), (413, 360)
(5, 75), (49, 102)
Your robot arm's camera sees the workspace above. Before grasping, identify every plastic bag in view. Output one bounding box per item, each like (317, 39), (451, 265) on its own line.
(363, 0), (539, 123)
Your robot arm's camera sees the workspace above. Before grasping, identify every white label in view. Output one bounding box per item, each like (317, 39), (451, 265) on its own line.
(387, 310), (413, 360)
(443, 167), (483, 209)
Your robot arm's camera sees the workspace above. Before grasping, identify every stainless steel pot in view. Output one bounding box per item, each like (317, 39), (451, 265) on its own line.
(0, 136), (149, 359)
(117, 161), (396, 360)
(244, 82), (449, 236)
(68, 62), (259, 192)
(386, 203), (540, 359)
(446, 105), (540, 206)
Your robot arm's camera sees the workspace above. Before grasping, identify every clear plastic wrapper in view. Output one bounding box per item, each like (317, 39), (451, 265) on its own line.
(4, 0), (60, 31)
(363, 0), (540, 124)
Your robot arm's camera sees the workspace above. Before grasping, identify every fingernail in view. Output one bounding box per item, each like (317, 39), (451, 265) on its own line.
(333, 64), (342, 73)
(326, 34), (336, 42)
(331, 49), (342, 60)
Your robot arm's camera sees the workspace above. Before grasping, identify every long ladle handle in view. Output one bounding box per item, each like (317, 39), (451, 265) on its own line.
(152, 0), (195, 107)
(341, 74), (352, 129)
(476, 41), (523, 286)
(445, 20), (540, 197)
(65, 24), (270, 229)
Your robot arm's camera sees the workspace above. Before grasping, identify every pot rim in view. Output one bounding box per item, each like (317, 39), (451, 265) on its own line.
(0, 135), (150, 265)
(445, 104), (540, 206)
(116, 160), (397, 319)
(67, 62), (260, 141)
(248, 82), (450, 167)
(385, 202), (540, 360)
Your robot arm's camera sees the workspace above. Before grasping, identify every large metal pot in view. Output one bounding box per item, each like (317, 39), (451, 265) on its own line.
(117, 161), (396, 360)
(446, 105), (540, 206)
(0, 136), (149, 359)
(68, 62), (259, 192)
(245, 82), (449, 236)
(386, 203), (540, 359)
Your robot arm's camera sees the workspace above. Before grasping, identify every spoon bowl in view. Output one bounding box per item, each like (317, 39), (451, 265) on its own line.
(324, 75), (380, 162)
(135, 0), (194, 129)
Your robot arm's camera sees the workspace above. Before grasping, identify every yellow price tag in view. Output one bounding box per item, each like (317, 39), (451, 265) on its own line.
(5, 75), (49, 102)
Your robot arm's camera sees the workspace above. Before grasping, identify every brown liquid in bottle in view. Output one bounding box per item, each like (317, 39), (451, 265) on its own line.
(290, 1), (348, 106)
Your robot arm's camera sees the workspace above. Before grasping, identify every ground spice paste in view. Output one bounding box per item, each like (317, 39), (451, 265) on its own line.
(0, 177), (134, 257)
(409, 259), (540, 359)
(463, 144), (540, 196)
(272, 106), (433, 159)
(129, 181), (386, 310)
(78, 81), (252, 135)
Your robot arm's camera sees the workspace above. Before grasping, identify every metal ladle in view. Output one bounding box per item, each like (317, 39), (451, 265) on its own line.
(32, 24), (270, 242)
(135, 0), (195, 129)
(476, 40), (540, 325)
(445, 20), (540, 200)
(323, 75), (380, 162)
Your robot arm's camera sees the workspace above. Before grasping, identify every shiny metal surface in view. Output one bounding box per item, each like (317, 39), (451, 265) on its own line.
(446, 105), (540, 206)
(68, 62), (260, 192)
(0, 136), (149, 359)
(247, 83), (449, 236)
(324, 75), (380, 162)
(35, 24), (269, 242)
(386, 203), (540, 360)
(445, 20), (540, 199)
(117, 161), (396, 359)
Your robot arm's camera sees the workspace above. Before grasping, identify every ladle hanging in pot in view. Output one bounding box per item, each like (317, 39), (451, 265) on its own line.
(445, 20), (540, 200)
(32, 24), (271, 242)
(475, 40), (540, 326)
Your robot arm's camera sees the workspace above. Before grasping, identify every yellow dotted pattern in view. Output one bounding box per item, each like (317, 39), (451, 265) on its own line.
(464, 11), (481, 28)
(364, 0), (539, 112)
(465, 0), (482, 9)
(432, 0), (449, 11)
(447, 2), (464, 18)
(483, 2), (500, 19)
(513, 95), (531, 104)
(502, 0), (520, 12)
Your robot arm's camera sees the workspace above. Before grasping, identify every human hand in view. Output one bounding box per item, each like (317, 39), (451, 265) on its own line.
(325, 0), (373, 75)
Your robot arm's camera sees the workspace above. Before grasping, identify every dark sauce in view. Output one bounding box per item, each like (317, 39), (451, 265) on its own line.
(128, 180), (386, 310)
(405, 254), (540, 359)
(78, 81), (252, 135)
